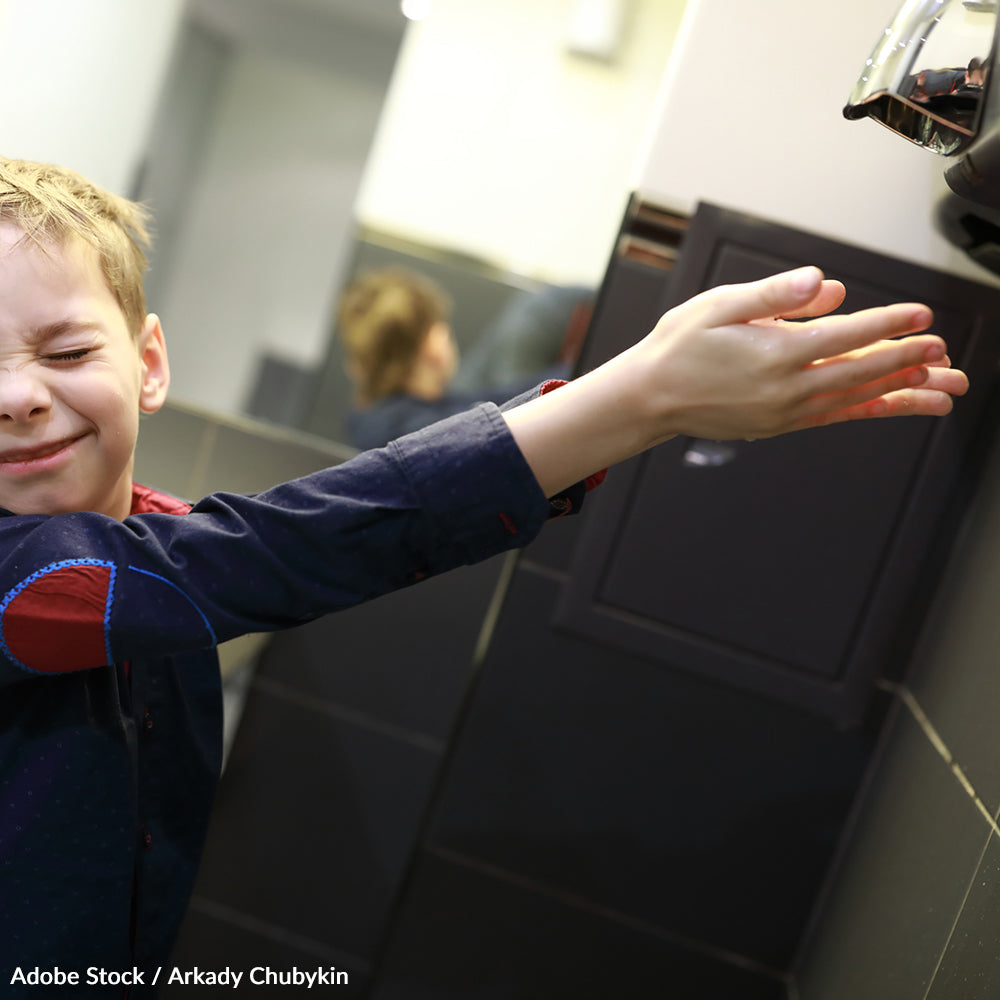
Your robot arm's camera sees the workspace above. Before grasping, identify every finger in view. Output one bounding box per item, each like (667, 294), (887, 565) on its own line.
(799, 333), (946, 398)
(872, 387), (958, 417)
(926, 353), (962, 374)
(793, 359), (968, 424)
(693, 266), (829, 328)
(772, 280), (846, 320)
(796, 387), (957, 430)
(787, 306), (937, 369)
(923, 364), (969, 396)
(796, 364), (933, 420)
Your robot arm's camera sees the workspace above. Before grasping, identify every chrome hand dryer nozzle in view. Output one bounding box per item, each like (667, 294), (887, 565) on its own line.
(844, 0), (996, 157)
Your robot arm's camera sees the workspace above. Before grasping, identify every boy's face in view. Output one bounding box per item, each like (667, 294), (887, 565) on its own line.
(0, 223), (168, 520)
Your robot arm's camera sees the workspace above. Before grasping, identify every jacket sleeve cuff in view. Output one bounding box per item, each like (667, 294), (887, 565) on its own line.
(499, 379), (607, 519)
(388, 403), (552, 563)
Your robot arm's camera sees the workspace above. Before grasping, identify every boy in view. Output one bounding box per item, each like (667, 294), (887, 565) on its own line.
(337, 267), (581, 449)
(0, 157), (966, 995)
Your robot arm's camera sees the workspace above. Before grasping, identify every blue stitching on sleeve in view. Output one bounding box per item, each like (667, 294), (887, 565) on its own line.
(103, 564), (116, 665)
(0, 558), (115, 674)
(126, 566), (217, 646)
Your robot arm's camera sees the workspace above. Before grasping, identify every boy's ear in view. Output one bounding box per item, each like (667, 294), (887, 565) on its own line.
(420, 322), (454, 370)
(343, 356), (364, 384)
(137, 314), (170, 414)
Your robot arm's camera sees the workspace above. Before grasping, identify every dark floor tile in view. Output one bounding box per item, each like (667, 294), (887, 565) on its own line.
(426, 568), (882, 969)
(795, 703), (991, 1000)
(906, 437), (1000, 815)
(373, 850), (787, 1000)
(925, 830), (1000, 999)
(167, 902), (367, 997)
(254, 554), (507, 741)
(191, 684), (441, 961)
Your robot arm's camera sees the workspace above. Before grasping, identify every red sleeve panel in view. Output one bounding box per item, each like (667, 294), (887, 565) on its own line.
(1, 560), (114, 673)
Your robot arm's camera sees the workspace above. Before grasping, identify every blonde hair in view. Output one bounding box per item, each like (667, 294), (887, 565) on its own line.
(0, 157), (152, 336)
(338, 268), (451, 404)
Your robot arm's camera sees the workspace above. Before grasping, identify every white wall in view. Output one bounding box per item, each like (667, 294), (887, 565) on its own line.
(0, 0), (185, 194)
(356, 0), (688, 287)
(152, 46), (392, 414)
(633, 0), (993, 284)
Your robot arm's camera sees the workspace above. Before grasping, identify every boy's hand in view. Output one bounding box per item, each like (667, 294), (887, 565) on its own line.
(634, 265), (967, 442)
(504, 266), (970, 498)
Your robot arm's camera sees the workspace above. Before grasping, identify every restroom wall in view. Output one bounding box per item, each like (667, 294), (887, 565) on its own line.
(362, 195), (1000, 998)
(141, 7), (404, 419)
(135, 402), (514, 997)
(0, 0), (184, 193)
(355, 0), (689, 288)
(631, 1), (1000, 995)
(792, 415), (1000, 999)
(635, 0), (996, 285)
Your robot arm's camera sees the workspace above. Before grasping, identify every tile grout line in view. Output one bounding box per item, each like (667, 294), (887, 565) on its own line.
(188, 894), (370, 970)
(879, 680), (1000, 838)
(428, 845), (789, 984)
(876, 681), (999, 1000)
(250, 674), (446, 754)
(921, 840), (992, 1000)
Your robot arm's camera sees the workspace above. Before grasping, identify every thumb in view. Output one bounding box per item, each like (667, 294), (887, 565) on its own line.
(694, 266), (825, 328)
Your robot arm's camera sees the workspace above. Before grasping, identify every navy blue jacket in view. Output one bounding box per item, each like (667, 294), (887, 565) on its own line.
(347, 368), (570, 451)
(0, 404), (571, 996)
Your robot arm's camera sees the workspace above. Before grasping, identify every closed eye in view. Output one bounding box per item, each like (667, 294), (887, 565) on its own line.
(45, 349), (91, 362)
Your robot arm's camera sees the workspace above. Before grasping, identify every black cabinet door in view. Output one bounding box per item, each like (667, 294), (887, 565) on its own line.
(556, 201), (1000, 725)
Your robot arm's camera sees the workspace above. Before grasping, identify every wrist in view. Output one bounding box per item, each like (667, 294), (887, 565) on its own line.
(503, 348), (674, 498)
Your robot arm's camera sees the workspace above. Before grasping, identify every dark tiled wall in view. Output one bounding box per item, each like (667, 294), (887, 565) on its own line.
(134, 399), (356, 694)
(365, 204), (1000, 997)
(370, 498), (891, 999)
(168, 552), (509, 994)
(375, 850), (787, 1000)
(138, 400), (511, 996)
(795, 423), (1000, 1000)
(138, 381), (1000, 996)
(134, 398), (357, 501)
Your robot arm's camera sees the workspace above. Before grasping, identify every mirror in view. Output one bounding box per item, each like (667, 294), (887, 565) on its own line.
(137, 0), (689, 445)
(844, 0), (998, 155)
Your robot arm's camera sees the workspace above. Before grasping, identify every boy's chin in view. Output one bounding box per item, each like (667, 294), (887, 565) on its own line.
(0, 487), (129, 520)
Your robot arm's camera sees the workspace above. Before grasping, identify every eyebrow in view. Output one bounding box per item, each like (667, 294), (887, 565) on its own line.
(27, 320), (101, 345)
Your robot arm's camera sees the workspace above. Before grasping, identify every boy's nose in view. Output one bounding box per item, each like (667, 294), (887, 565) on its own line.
(0, 368), (52, 422)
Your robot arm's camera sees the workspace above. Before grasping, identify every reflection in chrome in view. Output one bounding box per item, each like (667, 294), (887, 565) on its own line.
(844, 0), (998, 154)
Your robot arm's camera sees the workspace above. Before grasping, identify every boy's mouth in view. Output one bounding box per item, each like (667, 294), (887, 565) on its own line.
(0, 436), (82, 473)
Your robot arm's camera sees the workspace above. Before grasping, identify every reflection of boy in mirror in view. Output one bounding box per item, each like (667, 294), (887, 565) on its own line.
(338, 268), (585, 449)
(966, 56), (986, 88)
(0, 155), (969, 989)
(913, 57), (986, 102)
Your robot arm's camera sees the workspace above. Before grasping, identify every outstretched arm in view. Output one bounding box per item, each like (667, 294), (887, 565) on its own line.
(503, 266), (969, 498)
